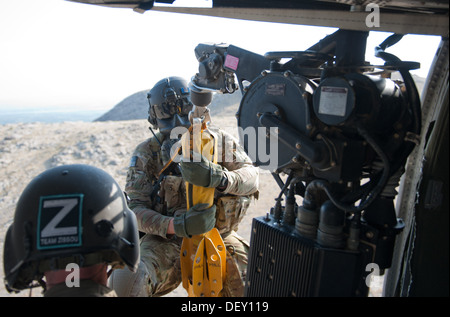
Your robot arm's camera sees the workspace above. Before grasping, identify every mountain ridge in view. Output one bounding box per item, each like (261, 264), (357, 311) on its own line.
(94, 90), (243, 122)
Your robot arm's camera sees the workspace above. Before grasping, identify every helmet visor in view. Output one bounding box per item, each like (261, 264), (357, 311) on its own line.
(149, 85), (193, 121)
(152, 98), (193, 120)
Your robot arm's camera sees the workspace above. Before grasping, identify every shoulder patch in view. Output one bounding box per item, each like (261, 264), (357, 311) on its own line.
(129, 156), (138, 167)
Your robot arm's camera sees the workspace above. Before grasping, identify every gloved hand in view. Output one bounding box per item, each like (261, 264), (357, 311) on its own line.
(173, 203), (216, 238)
(179, 154), (225, 188)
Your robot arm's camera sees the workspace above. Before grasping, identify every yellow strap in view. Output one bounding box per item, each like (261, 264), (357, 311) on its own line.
(192, 238), (206, 296)
(179, 119), (227, 297)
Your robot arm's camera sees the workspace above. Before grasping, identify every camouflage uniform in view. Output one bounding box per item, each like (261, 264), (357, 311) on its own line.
(109, 127), (259, 297)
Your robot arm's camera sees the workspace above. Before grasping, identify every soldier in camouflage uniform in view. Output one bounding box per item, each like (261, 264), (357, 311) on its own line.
(108, 76), (259, 297)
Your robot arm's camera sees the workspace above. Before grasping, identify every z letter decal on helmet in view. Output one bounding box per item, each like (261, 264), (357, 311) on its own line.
(37, 194), (84, 250)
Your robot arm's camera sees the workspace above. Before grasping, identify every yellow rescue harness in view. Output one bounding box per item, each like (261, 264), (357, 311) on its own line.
(179, 117), (226, 297)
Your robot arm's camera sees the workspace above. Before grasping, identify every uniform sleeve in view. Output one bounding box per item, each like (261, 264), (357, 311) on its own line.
(217, 130), (259, 196)
(125, 141), (172, 238)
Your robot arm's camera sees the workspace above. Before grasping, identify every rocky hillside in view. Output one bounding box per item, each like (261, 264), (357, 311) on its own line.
(95, 90), (243, 122)
(94, 90), (150, 122)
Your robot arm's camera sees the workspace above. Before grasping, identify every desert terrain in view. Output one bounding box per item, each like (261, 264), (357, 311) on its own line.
(0, 114), (281, 297)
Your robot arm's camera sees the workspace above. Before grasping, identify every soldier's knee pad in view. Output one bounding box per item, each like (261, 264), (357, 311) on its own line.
(108, 261), (150, 297)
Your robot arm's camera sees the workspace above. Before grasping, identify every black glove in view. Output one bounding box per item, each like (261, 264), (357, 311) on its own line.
(179, 155), (225, 188)
(173, 203), (216, 238)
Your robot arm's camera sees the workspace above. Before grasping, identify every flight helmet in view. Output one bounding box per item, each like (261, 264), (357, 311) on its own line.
(3, 164), (139, 293)
(147, 76), (193, 134)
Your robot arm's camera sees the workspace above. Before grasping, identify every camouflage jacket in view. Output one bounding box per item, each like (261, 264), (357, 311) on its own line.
(125, 126), (259, 238)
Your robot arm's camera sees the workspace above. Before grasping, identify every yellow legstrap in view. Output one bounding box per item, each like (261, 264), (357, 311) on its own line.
(181, 229), (226, 297)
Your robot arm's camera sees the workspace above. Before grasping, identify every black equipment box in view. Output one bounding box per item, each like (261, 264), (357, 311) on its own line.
(245, 215), (374, 297)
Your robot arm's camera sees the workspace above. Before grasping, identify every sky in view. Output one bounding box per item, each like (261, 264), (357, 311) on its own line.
(0, 0), (442, 112)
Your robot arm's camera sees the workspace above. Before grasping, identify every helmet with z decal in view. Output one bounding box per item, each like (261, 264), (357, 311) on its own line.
(3, 164), (139, 293)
